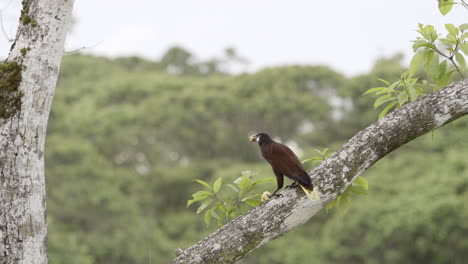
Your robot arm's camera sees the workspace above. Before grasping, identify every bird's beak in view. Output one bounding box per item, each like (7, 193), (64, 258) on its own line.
(249, 135), (256, 142)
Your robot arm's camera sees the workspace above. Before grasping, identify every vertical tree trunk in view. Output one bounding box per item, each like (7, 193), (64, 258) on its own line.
(0, 0), (74, 263)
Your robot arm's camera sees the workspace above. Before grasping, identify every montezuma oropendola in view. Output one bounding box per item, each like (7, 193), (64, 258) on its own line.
(249, 133), (314, 198)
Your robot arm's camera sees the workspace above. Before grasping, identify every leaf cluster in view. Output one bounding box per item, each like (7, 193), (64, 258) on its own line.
(363, 72), (424, 119)
(364, 23), (468, 119)
(187, 171), (275, 227)
(412, 23), (468, 85)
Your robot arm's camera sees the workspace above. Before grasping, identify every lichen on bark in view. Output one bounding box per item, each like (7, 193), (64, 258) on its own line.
(0, 61), (23, 119)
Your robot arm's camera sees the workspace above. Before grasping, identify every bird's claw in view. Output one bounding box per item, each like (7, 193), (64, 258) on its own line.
(267, 193), (283, 198)
(285, 182), (299, 189)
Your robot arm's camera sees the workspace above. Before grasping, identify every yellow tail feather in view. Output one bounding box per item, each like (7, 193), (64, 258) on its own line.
(300, 185), (321, 200)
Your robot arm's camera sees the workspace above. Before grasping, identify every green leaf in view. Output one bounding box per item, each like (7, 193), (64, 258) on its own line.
(325, 198), (338, 212)
(353, 177), (368, 190)
(204, 210), (212, 226)
(423, 50), (435, 67)
(216, 202), (227, 213)
(425, 52), (439, 79)
(213, 177), (222, 193)
(378, 101), (397, 119)
(349, 185), (368, 195)
(375, 89), (391, 96)
(302, 157), (323, 164)
(412, 39), (432, 51)
(187, 191), (213, 207)
(210, 210), (220, 220)
(417, 25), (430, 40)
(241, 170), (253, 177)
(409, 52), (425, 74)
(374, 95), (394, 108)
(460, 24), (468, 32)
(445, 24), (459, 36)
(387, 81), (399, 93)
(196, 199), (213, 214)
(397, 92), (409, 106)
(437, 60), (448, 80)
(253, 177), (275, 184)
(377, 78), (390, 85)
(412, 40), (424, 51)
(437, 70), (456, 88)
(227, 183), (239, 193)
(408, 86), (418, 102)
(362, 87), (387, 96)
(187, 199), (197, 208)
(421, 25), (436, 41)
(460, 43), (468, 56)
(192, 190), (213, 199)
(193, 179), (213, 190)
(338, 195), (351, 216)
(438, 0), (454, 16)
(252, 177), (275, 185)
(439, 37), (455, 46)
(244, 198), (262, 207)
(455, 52), (466, 72)
(238, 176), (252, 190)
(217, 218), (224, 227)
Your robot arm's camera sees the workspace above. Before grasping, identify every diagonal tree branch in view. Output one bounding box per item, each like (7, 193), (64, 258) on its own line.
(172, 79), (468, 264)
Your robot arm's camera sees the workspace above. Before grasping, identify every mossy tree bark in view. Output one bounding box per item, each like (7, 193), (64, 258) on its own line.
(172, 79), (468, 264)
(0, 0), (74, 263)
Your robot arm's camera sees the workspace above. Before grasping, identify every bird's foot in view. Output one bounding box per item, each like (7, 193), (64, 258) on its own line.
(285, 182), (299, 189)
(261, 191), (283, 202)
(267, 193), (283, 198)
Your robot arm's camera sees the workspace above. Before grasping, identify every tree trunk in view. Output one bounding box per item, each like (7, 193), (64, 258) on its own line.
(172, 79), (468, 264)
(0, 0), (74, 263)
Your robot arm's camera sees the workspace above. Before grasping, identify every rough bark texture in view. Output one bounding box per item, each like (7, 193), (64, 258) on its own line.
(172, 79), (468, 264)
(0, 0), (74, 263)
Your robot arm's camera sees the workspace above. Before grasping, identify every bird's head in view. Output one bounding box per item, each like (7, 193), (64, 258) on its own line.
(249, 133), (272, 146)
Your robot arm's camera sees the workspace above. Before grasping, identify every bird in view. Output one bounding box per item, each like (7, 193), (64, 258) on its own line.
(249, 132), (315, 199)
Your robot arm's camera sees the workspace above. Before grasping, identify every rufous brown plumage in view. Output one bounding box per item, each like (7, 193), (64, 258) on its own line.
(249, 133), (313, 198)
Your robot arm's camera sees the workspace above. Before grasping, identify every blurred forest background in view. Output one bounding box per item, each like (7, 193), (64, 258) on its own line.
(45, 47), (468, 264)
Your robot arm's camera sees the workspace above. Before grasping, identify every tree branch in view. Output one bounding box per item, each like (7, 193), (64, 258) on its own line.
(172, 79), (468, 264)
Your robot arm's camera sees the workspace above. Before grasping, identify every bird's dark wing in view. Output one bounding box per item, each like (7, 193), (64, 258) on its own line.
(261, 142), (312, 188)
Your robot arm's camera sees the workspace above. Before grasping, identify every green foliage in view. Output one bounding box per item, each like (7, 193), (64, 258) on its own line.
(302, 147), (331, 166)
(364, 23), (468, 119)
(363, 72), (425, 119)
(438, 0), (455, 15)
(412, 23), (468, 83)
(187, 171), (275, 227)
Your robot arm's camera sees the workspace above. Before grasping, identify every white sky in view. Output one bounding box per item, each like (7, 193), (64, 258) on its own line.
(0, 0), (467, 76)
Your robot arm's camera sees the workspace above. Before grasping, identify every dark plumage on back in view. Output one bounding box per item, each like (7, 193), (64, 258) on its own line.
(249, 133), (312, 197)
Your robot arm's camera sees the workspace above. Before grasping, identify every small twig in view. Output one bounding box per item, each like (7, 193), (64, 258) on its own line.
(432, 47), (465, 79)
(63, 46), (87, 54)
(63, 40), (104, 55)
(0, 11), (13, 42)
(461, 0), (468, 10)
